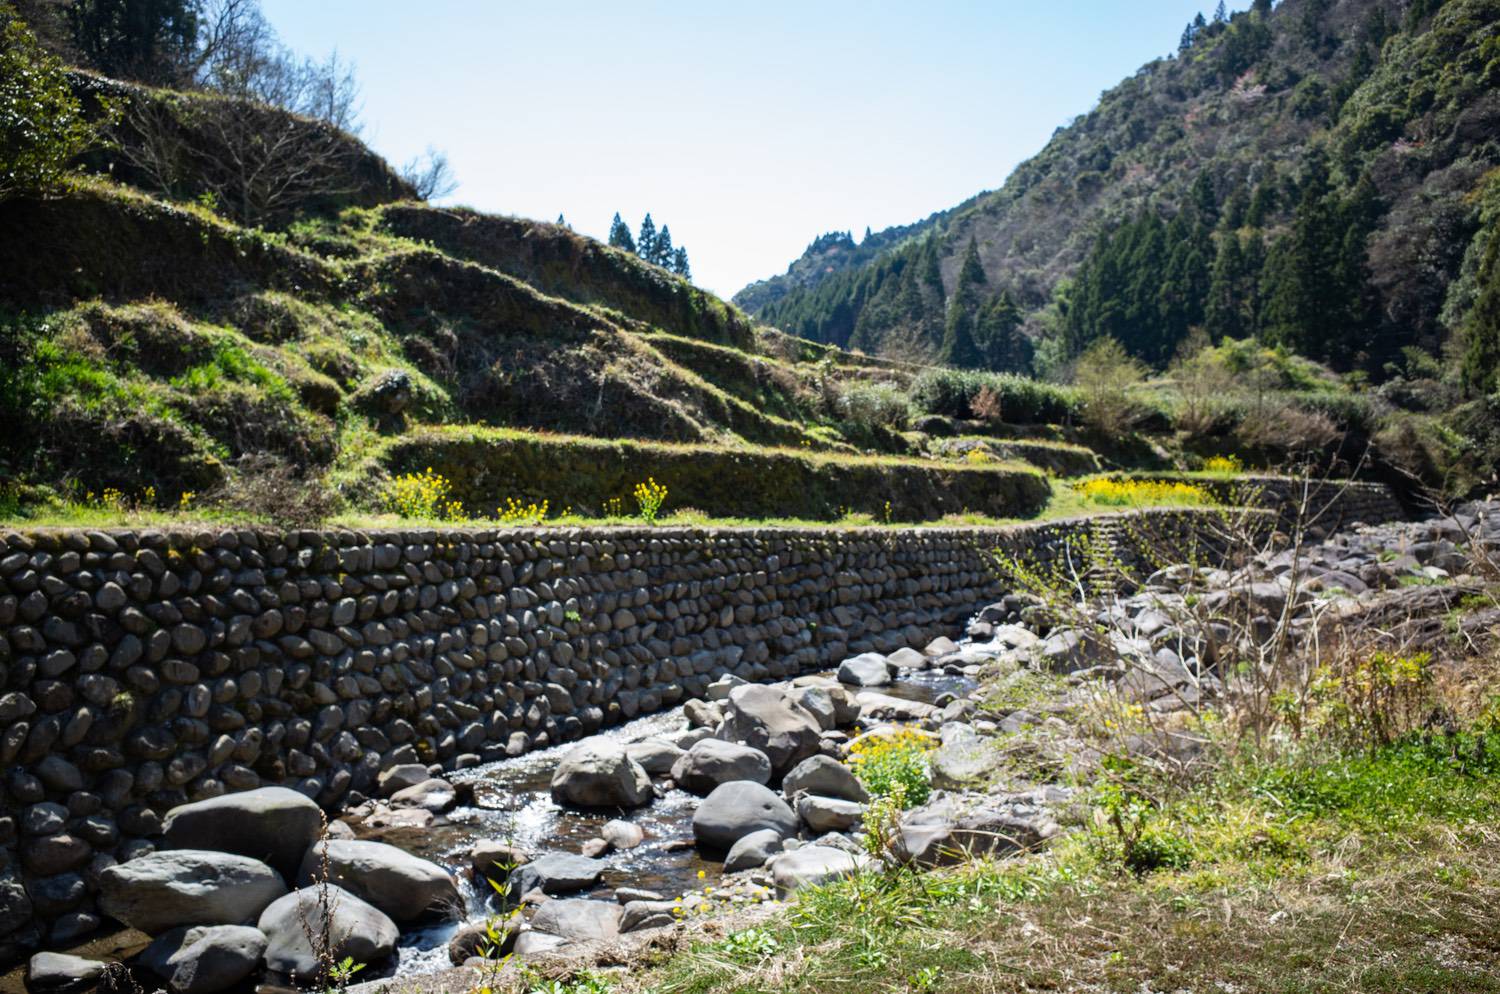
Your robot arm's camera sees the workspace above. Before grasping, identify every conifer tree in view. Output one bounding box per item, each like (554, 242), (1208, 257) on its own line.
(940, 238), (986, 368)
(556, 213), (568, 228)
(653, 225), (674, 268)
(1461, 230), (1500, 397)
(671, 246), (691, 280)
(637, 213), (658, 263)
(1213, 1), (1228, 25)
(1205, 231), (1249, 341)
(608, 212), (636, 253)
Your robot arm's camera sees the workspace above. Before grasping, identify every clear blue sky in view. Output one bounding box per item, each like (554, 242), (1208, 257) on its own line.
(261, 1), (1234, 298)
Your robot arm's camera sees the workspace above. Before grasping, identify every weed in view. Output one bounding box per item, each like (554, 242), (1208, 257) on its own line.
(633, 476), (668, 524)
(385, 466), (463, 519)
(849, 726), (936, 808)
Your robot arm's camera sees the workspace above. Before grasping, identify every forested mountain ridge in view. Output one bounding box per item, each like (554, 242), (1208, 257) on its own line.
(737, 0), (1500, 380)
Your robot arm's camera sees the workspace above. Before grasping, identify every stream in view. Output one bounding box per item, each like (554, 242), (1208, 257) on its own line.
(368, 668), (977, 977)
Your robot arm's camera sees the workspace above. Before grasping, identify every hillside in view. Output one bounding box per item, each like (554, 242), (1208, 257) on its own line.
(737, 0), (1500, 380)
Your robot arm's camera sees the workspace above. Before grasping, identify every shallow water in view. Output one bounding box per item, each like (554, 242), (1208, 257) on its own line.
(380, 668), (975, 976)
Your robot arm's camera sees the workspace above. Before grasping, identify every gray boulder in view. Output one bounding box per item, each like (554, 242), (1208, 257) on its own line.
(789, 686), (838, 730)
(692, 781), (798, 853)
(550, 740), (652, 809)
(624, 739), (684, 776)
(887, 647), (927, 670)
(891, 796), (1060, 868)
(771, 846), (870, 896)
(529, 899), (622, 942)
(837, 652), (893, 687)
(507, 853), (604, 900)
(471, 840), (529, 888)
(160, 786), (321, 878)
(601, 820), (644, 850)
(512, 931), (569, 957)
(257, 885), (398, 982)
(99, 850), (286, 933)
(723, 828), (783, 872)
(141, 925), (267, 994)
(796, 795), (862, 833)
(376, 764), (431, 797)
(670, 739), (772, 795)
(298, 840), (459, 923)
(930, 728), (1006, 789)
(620, 899), (677, 932)
(782, 755), (868, 804)
(27, 953), (106, 994)
(720, 685), (821, 776)
(388, 778), (457, 813)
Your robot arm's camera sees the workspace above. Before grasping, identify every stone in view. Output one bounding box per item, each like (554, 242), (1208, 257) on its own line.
(924, 636), (959, 656)
(529, 899), (622, 942)
(141, 925), (267, 994)
(692, 780), (798, 853)
(471, 840), (530, 886)
(619, 899), (677, 932)
(26, 952), (105, 993)
(781, 755), (868, 804)
(258, 885), (398, 981)
(512, 930), (568, 956)
(891, 796), (1060, 868)
(161, 786), (321, 878)
(376, 763), (430, 797)
(670, 739), (772, 795)
(930, 728), (1006, 788)
(448, 917), (516, 964)
(98, 850), (287, 933)
(887, 647), (927, 670)
(601, 820), (644, 850)
(723, 828), (782, 872)
(388, 778), (458, 813)
(298, 839), (460, 923)
(796, 795), (863, 833)
(837, 652), (893, 687)
(550, 739), (652, 809)
(624, 739), (684, 776)
(771, 846), (870, 896)
(507, 853), (604, 900)
(720, 685), (821, 777)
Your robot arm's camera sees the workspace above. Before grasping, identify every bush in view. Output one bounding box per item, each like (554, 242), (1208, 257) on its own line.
(1073, 338), (1147, 433)
(848, 726), (935, 808)
(836, 382), (912, 433)
(1, 7), (98, 200)
(910, 368), (1078, 424)
(384, 466), (463, 519)
(1073, 477), (1214, 507)
(220, 455), (340, 528)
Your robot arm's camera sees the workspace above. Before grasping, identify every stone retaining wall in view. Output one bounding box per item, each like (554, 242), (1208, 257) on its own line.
(0, 486), (1401, 960)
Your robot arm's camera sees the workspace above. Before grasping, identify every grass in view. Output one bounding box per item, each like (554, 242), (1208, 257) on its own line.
(623, 729), (1500, 994)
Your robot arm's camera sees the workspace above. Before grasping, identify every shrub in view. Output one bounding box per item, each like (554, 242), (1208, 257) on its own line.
(970, 384), (1003, 424)
(848, 726), (935, 808)
(221, 455), (340, 528)
(1073, 338), (1147, 433)
(1, 9), (98, 200)
(910, 368), (1078, 424)
(836, 382), (912, 432)
(1202, 454), (1244, 473)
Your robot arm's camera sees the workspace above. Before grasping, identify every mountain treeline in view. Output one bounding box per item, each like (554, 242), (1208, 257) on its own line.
(738, 0), (1500, 397)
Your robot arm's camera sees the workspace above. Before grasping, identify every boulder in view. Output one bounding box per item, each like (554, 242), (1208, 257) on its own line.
(670, 739), (772, 795)
(930, 728), (1005, 788)
(388, 778), (457, 813)
(771, 846), (870, 896)
(512, 931), (569, 956)
(601, 820), (644, 850)
(529, 899), (622, 942)
(723, 828), (783, 872)
(924, 636), (960, 657)
(887, 647), (927, 670)
(837, 652), (893, 687)
(796, 795), (862, 833)
(98, 850), (287, 933)
(781, 755), (868, 804)
(692, 781), (798, 853)
(448, 917), (516, 964)
(550, 740), (652, 809)
(376, 763), (431, 797)
(160, 786), (321, 878)
(141, 925), (267, 994)
(789, 686), (838, 730)
(720, 685), (821, 776)
(507, 853), (604, 900)
(257, 885), (398, 981)
(624, 739), (684, 776)
(26, 953), (106, 994)
(471, 840), (530, 889)
(298, 840), (460, 923)
(891, 796), (1060, 868)
(620, 899), (677, 932)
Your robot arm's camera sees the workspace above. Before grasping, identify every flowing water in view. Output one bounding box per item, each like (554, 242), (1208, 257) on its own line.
(376, 669), (976, 977)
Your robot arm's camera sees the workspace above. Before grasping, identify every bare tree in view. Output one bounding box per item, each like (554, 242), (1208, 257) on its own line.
(399, 146), (457, 201)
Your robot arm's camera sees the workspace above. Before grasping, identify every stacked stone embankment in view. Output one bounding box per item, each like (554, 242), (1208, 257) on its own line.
(0, 486), (1399, 962)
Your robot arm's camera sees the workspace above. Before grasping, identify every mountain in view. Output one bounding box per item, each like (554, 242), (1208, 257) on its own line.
(734, 0), (1500, 378)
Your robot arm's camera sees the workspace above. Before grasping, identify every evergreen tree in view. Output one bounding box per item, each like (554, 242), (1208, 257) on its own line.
(979, 291), (1031, 373)
(556, 213), (568, 228)
(653, 225), (674, 267)
(1247, 177), (1277, 227)
(65, 0), (199, 85)
(637, 213), (658, 263)
(1205, 231), (1250, 340)
(1461, 229), (1500, 397)
(608, 212), (636, 253)
(671, 246), (691, 280)
(940, 238), (986, 368)
(1213, 1), (1228, 24)
(1252, 0), (1271, 15)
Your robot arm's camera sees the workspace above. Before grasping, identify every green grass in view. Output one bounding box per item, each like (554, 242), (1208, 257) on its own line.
(622, 730), (1500, 994)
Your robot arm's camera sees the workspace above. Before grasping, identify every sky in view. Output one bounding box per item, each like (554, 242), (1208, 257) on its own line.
(260, 1), (1233, 298)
